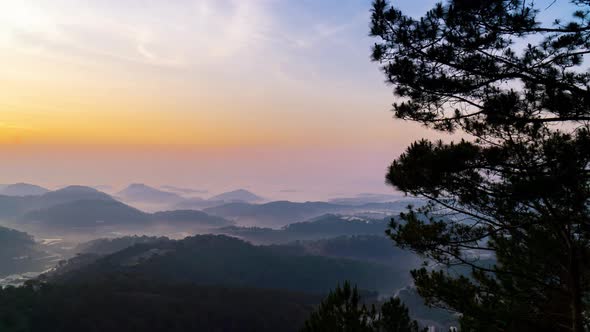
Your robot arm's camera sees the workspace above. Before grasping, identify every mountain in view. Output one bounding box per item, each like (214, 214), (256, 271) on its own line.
(203, 201), (347, 227)
(275, 235), (419, 267)
(204, 199), (423, 228)
(0, 186), (114, 220)
(151, 210), (233, 227)
(75, 236), (168, 255)
(92, 185), (114, 192)
(209, 189), (263, 203)
(172, 197), (227, 210)
(217, 214), (391, 244)
(0, 226), (57, 277)
(39, 186), (114, 208)
(283, 214), (389, 235)
(46, 234), (401, 294)
(0, 195), (35, 219)
(0, 183), (49, 196)
(160, 185), (208, 195)
(21, 199), (149, 228)
(19, 198), (231, 230)
(117, 183), (183, 204)
(328, 193), (403, 205)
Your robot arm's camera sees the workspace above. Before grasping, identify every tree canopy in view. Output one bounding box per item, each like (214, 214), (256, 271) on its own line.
(370, 0), (590, 331)
(301, 282), (424, 332)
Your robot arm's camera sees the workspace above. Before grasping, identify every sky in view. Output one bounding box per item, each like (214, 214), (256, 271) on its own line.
(0, 0), (570, 200)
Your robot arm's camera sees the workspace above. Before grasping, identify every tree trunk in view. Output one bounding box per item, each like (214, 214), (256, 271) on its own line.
(570, 246), (584, 332)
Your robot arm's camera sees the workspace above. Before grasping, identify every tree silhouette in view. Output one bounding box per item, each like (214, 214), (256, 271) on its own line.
(370, 0), (590, 330)
(301, 282), (423, 332)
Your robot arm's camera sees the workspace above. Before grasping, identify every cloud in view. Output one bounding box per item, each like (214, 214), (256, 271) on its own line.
(1, 0), (274, 68)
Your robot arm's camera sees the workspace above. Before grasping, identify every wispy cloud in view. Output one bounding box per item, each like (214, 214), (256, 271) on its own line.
(1, 0), (275, 68)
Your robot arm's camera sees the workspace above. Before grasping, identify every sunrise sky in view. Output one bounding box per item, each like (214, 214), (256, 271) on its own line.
(0, 0), (568, 199)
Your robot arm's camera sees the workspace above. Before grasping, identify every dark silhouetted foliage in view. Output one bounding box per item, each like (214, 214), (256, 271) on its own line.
(302, 281), (424, 332)
(370, 0), (590, 330)
(0, 278), (320, 332)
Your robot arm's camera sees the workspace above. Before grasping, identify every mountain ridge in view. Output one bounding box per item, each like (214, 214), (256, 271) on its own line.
(0, 183), (50, 197)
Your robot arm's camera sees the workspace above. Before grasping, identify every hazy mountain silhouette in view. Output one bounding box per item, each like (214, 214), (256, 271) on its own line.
(117, 183), (183, 204)
(0, 186), (114, 220)
(151, 210), (233, 227)
(217, 214), (391, 244)
(39, 186), (114, 207)
(172, 197), (226, 210)
(0, 195), (35, 219)
(203, 201), (350, 227)
(21, 199), (148, 228)
(283, 214), (389, 234)
(0, 183), (49, 197)
(209, 189), (264, 203)
(18, 198), (232, 230)
(172, 189), (269, 211)
(328, 193), (406, 205)
(160, 185), (208, 195)
(92, 185), (114, 192)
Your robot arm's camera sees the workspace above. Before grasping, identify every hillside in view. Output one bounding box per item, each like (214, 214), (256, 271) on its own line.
(279, 235), (419, 266)
(46, 235), (403, 294)
(171, 198), (226, 210)
(0, 183), (49, 197)
(209, 189), (263, 203)
(160, 185), (207, 195)
(203, 201), (348, 227)
(0, 195), (35, 219)
(283, 214), (388, 235)
(19, 200), (231, 231)
(0, 186), (114, 221)
(74, 236), (168, 255)
(216, 214), (391, 244)
(0, 226), (57, 277)
(117, 184), (184, 204)
(150, 210), (232, 227)
(21, 200), (149, 228)
(39, 186), (114, 207)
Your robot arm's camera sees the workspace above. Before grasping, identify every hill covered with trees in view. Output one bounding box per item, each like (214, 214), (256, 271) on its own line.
(45, 234), (403, 294)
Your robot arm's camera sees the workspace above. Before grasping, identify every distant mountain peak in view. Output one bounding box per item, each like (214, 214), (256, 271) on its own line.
(121, 183), (168, 192)
(54, 185), (103, 193)
(41, 186), (115, 203)
(160, 185), (208, 195)
(127, 183), (150, 189)
(117, 183), (183, 204)
(0, 183), (50, 196)
(209, 189), (263, 203)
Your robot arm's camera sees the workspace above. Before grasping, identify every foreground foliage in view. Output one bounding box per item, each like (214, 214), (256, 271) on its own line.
(370, 0), (590, 330)
(0, 279), (320, 332)
(302, 282), (424, 332)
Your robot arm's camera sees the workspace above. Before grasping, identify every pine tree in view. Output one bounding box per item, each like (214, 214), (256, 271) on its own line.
(370, 0), (590, 330)
(301, 282), (423, 332)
